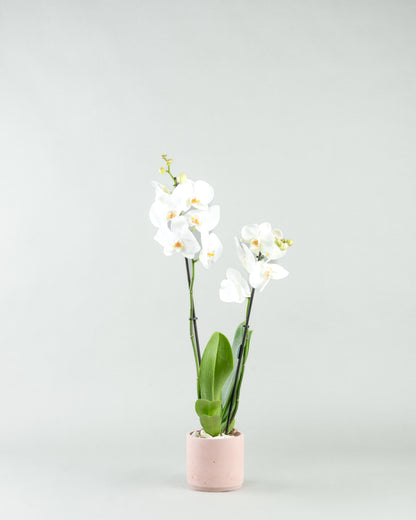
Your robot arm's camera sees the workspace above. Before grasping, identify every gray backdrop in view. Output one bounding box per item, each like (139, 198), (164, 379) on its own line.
(1, 0), (415, 518)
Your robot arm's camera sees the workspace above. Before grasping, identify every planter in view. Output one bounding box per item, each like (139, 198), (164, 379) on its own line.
(186, 431), (244, 492)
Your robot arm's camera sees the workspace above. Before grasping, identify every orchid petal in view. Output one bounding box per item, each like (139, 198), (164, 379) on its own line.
(270, 263), (289, 280)
(235, 237), (256, 273)
(241, 225), (259, 242)
(199, 232), (223, 269)
(149, 200), (166, 228)
(194, 180), (214, 205)
(187, 205), (220, 233)
(219, 268), (250, 303)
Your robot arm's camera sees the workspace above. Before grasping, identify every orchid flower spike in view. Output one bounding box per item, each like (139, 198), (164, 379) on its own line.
(219, 224), (291, 302)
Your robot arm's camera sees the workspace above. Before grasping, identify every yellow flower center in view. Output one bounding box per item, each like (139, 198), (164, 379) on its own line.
(251, 239), (259, 247)
(265, 268), (273, 279)
(191, 197), (200, 205)
(167, 211), (177, 220)
(191, 217), (200, 225)
(173, 241), (184, 249)
(207, 252), (215, 258)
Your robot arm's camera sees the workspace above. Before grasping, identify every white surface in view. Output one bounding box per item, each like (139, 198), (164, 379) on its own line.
(1, 435), (415, 519)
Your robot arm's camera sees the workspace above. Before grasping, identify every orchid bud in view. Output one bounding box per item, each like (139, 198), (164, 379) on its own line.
(159, 167), (166, 175)
(287, 239), (294, 246)
(167, 159), (173, 165)
(177, 173), (187, 184)
(161, 154), (167, 160)
(280, 243), (288, 251)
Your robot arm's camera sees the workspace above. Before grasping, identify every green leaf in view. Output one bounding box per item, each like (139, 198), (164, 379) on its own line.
(221, 416), (235, 433)
(195, 399), (223, 436)
(199, 332), (233, 402)
(221, 323), (252, 409)
(243, 330), (252, 362)
(199, 414), (222, 437)
(195, 399), (221, 418)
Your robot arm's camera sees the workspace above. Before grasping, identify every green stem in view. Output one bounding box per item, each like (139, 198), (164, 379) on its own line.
(167, 164), (176, 186)
(221, 297), (251, 418)
(226, 347), (248, 428)
(167, 165), (200, 397)
(225, 288), (255, 433)
(186, 258), (201, 398)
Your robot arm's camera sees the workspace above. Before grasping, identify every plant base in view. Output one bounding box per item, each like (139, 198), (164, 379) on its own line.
(186, 430), (244, 492)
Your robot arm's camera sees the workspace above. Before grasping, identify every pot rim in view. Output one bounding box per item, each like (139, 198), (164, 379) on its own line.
(187, 430), (244, 441)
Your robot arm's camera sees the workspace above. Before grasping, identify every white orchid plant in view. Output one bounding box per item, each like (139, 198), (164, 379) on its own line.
(150, 156), (293, 437)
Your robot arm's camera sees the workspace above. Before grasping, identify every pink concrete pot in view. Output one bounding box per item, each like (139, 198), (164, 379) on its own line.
(186, 431), (244, 492)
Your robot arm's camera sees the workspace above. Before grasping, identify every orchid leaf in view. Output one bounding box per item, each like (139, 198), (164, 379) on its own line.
(199, 414), (222, 437)
(221, 417), (235, 433)
(199, 332), (233, 402)
(221, 322), (252, 411)
(195, 399), (221, 417)
(195, 399), (223, 436)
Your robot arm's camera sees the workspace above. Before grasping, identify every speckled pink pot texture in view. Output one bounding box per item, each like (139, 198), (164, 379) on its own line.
(186, 431), (244, 492)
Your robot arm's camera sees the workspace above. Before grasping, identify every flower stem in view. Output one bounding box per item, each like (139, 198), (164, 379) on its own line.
(167, 165), (177, 186)
(225, 287), (255, 433)
(186, 258), (202, 398)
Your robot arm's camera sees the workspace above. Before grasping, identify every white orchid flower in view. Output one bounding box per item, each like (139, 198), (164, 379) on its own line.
(154, 216), (200, 259)
(186, 180), (214, 211)
(199, 232), (223, 269)
(219, 268), (251, 304)
(241, 222), (281, 259)
(249, 260), (289, 292)
(235, 237), (256, 273)
(149, 200), (175, 228)
(186, 205), (220, 233)
(149, 182), (192, 228)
